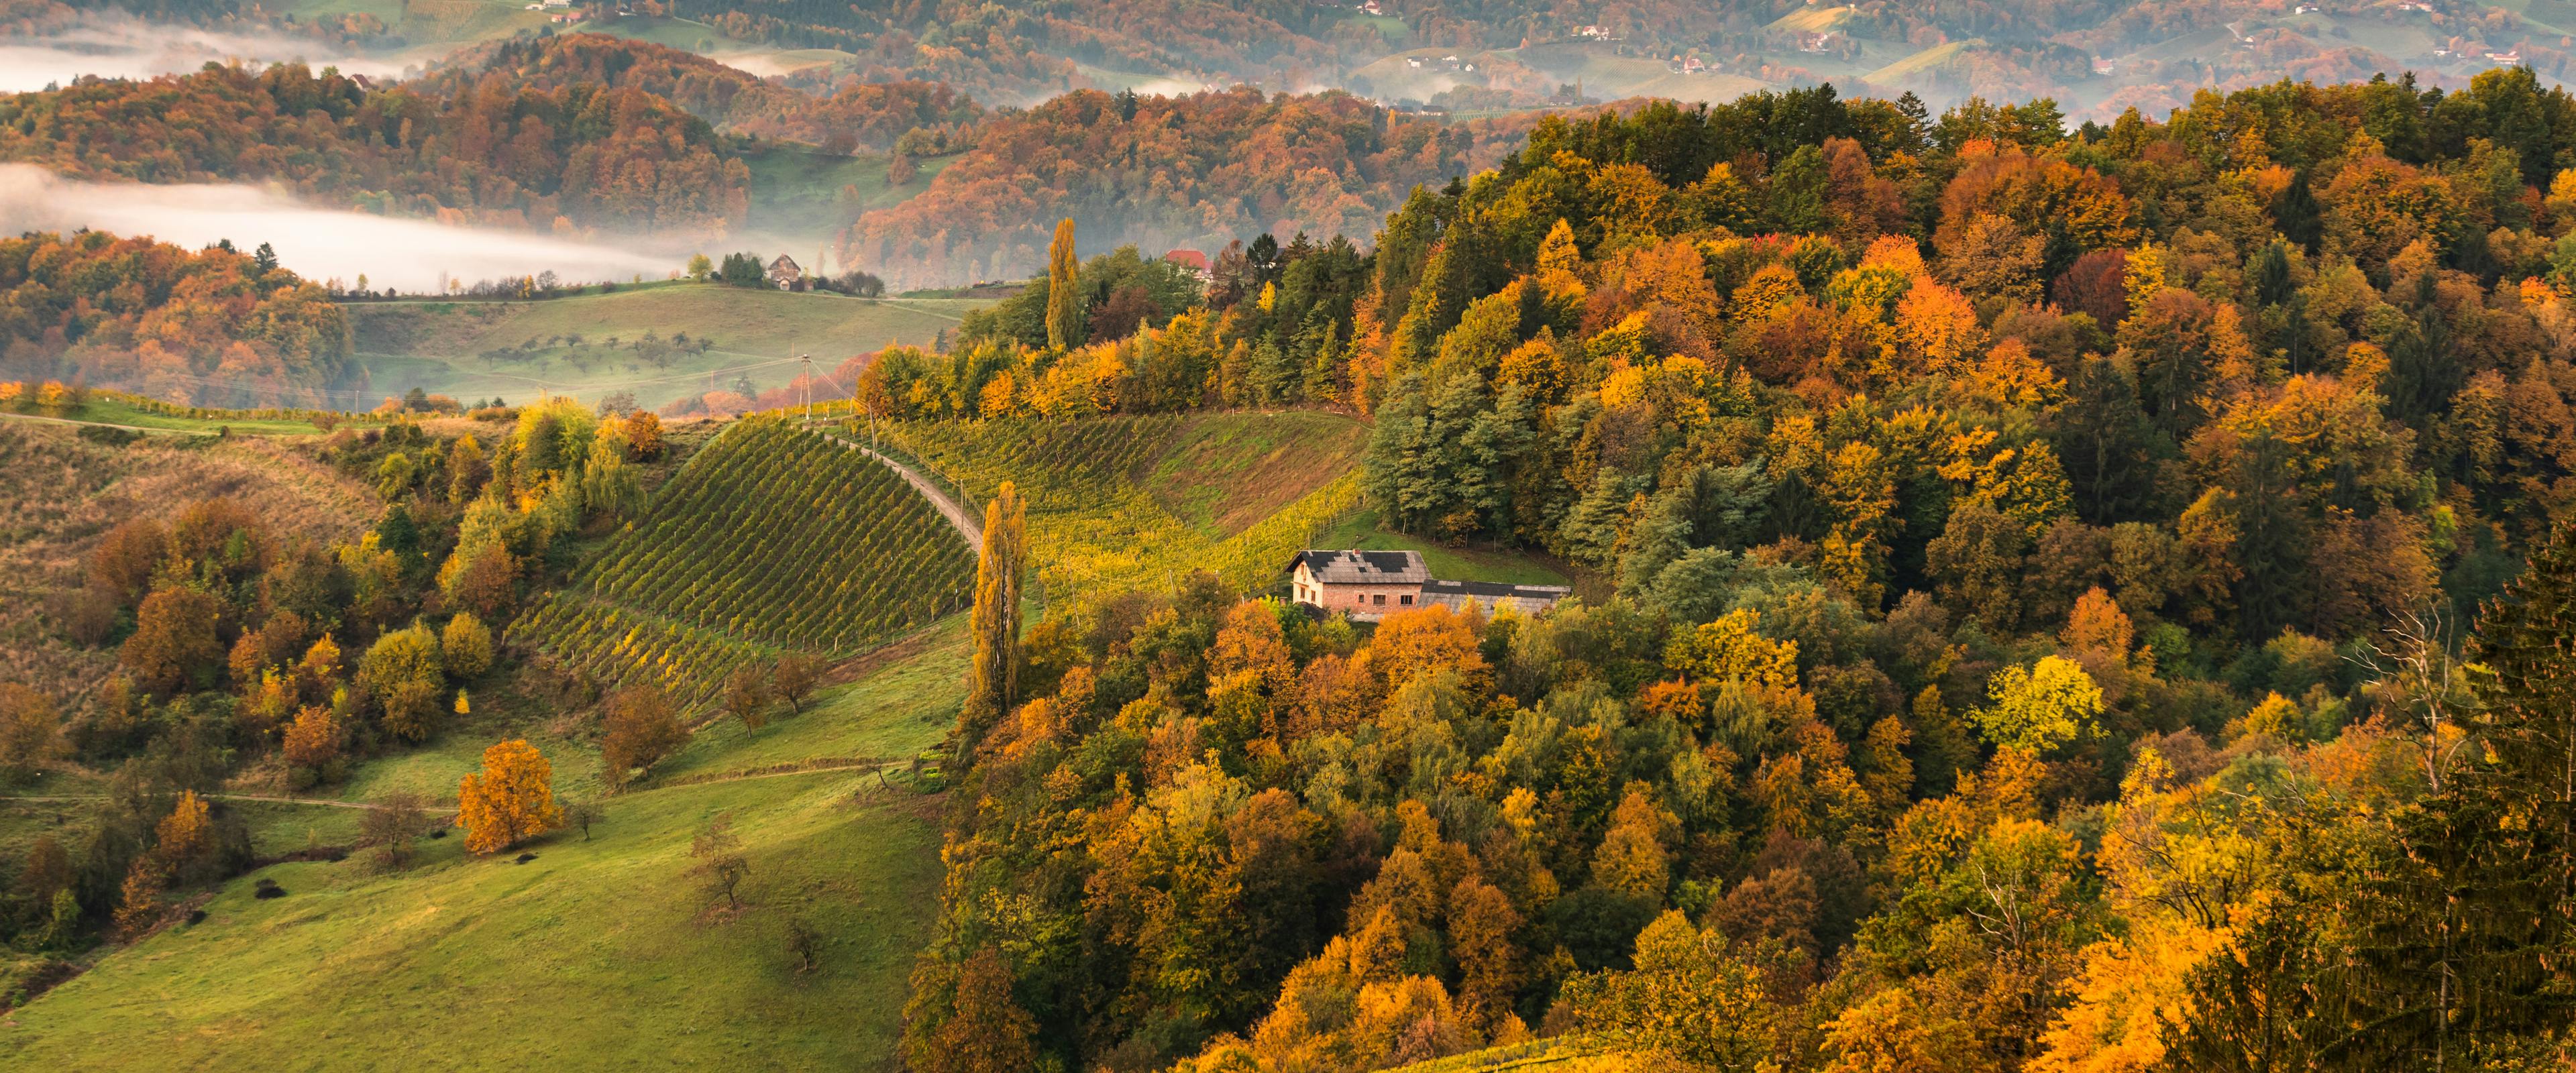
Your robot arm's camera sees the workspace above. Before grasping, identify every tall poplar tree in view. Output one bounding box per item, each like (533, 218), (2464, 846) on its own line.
(961, 482), (1026, 753)
(1044, 219), (1080, 350)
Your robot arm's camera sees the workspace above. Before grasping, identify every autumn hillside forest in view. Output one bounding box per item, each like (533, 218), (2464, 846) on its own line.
(5, 5), (2576, 1071)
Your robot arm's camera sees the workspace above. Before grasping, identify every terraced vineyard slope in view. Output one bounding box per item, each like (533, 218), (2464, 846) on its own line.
(863, 411), (1367, 604)
(511, 416), (975, 708)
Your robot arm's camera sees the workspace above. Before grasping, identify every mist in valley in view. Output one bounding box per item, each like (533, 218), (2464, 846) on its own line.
(0, 164), (680, 292)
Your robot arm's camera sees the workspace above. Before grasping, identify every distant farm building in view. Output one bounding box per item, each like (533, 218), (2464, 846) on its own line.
(1165, 249), (1210, 276)
(765, 254), (804, 290)
(1288, 549), (1568, 622)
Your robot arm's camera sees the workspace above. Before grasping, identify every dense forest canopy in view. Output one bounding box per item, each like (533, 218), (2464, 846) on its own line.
(0, 231), (350, 406)
(890, 68), (2576, 1073)
(836, 86), (1538, 289)
(0, 57), (749, 234)
(429, 34), (983, 154)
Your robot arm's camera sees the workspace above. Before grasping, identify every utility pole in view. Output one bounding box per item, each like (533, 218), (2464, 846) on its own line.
(799, 353), (812, 422)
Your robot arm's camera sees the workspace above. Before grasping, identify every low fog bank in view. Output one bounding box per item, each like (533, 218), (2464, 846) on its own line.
(0, 13), (421, 92)
(0, 164), (676, 291)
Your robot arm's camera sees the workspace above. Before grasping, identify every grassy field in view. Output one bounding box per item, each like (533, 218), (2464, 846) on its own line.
(343, 287), (986, 412)
(1864, 38), (1985, 84)
(3, 616), (967, 1070)
(2, 770), (942, 1072)
(1766, 4), (1852, 32)
(19, 398), (335, 437)
(652, 619), (967, 782)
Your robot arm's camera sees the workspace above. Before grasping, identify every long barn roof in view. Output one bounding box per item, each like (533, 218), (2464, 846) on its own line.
(1290, 549), (1429, 585)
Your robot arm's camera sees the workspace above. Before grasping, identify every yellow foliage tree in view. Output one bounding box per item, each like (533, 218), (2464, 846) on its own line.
(455, 738), (564, 854)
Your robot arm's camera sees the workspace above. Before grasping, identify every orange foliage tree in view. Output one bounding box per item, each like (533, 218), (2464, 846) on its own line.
(455, 738), (565, 854)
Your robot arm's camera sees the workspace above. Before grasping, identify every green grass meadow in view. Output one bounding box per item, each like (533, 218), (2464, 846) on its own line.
(2, 615), (967, 1070)
(344, 286), (985, 411)
(2, 770), (940, 1072)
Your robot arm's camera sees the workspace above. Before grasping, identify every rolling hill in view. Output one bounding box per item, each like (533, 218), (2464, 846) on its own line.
(342, 286), (987, 412)
(509, 416), (977, 710)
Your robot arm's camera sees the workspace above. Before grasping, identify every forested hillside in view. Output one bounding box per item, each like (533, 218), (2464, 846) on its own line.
(890, 69), (2576, 1073)
(0, 60), (748, 233)
(0, 231), (350, 407)
(837, 87), (1537, 288)
(433, 34), (983, 153)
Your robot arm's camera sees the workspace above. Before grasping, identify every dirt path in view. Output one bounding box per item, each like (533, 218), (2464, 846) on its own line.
(804, 426), (983, 549)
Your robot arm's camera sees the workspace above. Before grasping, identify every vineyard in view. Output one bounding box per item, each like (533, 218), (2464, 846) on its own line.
(510, 416), (975, 708)
(861, 413), (1367, 605)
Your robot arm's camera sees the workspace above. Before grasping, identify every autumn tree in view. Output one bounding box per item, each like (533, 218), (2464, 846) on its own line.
(120, 586), (226, 696)
(690, 813), (750, 913)
(455, 738), (564, 854)
(1044, 219), (1080, 349)
(960, 482), (1026, 752)
(910, 946), (1040, 1073)
(154, 789), (215, 883)
(113, 857), (162, 939)
(0, 683), (62, 781)
(358, 624), (447, 741)
(1974, 657), (2104, 756)
(726, 665), (775, 728)
(282, 705), (341, 775)
(360, 791), (432, 871)
(440, 613), (494, 678)
(600, 685), (686, 787)
(773, 653), (822, 714)
(1560, 911), (1777, 1068)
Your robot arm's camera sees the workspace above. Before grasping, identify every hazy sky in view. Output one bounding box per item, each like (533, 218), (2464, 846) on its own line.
(0, 164), (678, 291)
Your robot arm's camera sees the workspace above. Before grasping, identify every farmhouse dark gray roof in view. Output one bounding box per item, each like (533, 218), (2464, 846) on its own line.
(1291, 549), (1430, 584)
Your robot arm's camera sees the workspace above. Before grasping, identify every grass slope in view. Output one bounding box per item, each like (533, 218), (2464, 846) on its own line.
(879, 411), (1370, 603)
(510, 417), (976, 710)
(1864, 39), (1986, 84)
(4, 610), (970, 1070)
(2, 771), (941, 1072)
(343, 287), (987, 412)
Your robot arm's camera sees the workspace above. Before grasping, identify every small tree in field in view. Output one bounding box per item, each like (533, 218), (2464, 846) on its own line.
(564, 799), (603, 840)
(455, 738), (564, 854)
(726, 665), (775, 729)
(786, 917), (822, 974)
(773, 655), (822, 714)
(690, 813), (749, 913)
(601, 685), (686, 787)
(361, 791), (433, 871)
